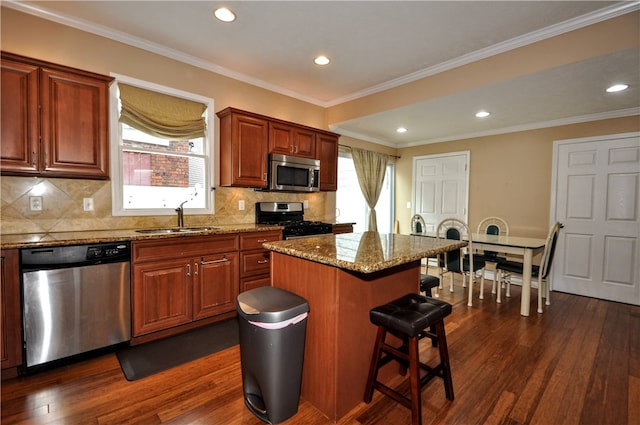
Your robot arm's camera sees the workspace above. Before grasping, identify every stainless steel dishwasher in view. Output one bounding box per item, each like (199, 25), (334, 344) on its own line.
(21, 242), (131, 368)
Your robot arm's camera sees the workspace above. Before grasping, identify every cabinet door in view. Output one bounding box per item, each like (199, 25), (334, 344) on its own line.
(132, 260), (192, 336)
(222, 112), (269, 187)
(39, 67), (110, 179)
(269, 121), (295, 155)
(317, 132), (339, 191)
(193, 253), (238, 320)
(1, 249), (22, 375)
(293, 127), (316, 158)
(269, 122), (316, 158)
(0, 59), (39, 175)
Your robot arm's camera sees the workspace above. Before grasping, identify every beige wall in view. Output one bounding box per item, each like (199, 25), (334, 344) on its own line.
(0, 7), (331, 234)
(1, 7), (639, 238)
(394, 117), (640, 238)
(327, 12), (640, 125)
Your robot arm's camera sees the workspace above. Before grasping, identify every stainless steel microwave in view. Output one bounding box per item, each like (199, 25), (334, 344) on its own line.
(268, 154), (320, 192)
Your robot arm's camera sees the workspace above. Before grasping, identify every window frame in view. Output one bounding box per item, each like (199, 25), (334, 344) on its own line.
(109, 73), (215, 217)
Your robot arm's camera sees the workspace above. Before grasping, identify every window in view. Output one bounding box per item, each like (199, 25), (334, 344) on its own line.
(336, 153), (395, 233)
(109, 75), (214, 216)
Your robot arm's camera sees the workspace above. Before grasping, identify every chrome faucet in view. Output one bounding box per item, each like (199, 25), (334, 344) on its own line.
(175, 200), (188, 227)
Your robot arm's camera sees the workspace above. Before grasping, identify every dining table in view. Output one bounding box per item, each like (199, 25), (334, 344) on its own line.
(471, 233), (547, 316)
(413, 232), (547, 316)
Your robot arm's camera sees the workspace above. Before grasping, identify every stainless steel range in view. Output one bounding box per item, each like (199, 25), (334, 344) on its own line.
(255, 202), (332, 239)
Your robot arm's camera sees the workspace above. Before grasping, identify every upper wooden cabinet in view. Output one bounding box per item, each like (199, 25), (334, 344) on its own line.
(217, 108), (269, 188)
(269, 121), (316, 158)
(217, 107), (340, 190)
(316, 132), (340, 191)
(0, 52), (113, 179)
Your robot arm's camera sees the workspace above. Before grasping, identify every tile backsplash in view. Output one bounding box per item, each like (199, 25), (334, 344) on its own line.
(0, 176), (327, 234)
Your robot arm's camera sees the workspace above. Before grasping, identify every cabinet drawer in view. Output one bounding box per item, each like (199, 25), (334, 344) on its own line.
(239, 231), (282, 251)
(240, 276), (271, 293)
(240, 251), (270, 277)
(133, 235), (239, 263)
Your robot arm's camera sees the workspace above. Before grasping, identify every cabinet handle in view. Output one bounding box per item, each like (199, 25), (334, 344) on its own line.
(194, 262), (199, 276)
(263, 173), (267, 181)
(256, 239), (267, 243)
(32, 151), (37, 168)
(257, 259), (269, 264)
(200, 255), (229, 265)
(186, 264), (191, 277)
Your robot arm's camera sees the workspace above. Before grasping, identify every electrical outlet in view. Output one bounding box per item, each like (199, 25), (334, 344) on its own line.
(238, 200), (245, 211)
(83, 197), (95, 212)
(303, 200), (309, 209)
(30, 196), (43, 212)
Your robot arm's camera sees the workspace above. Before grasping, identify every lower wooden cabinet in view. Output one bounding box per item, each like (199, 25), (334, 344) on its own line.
(332, 223), (354, 234)
(132, 235), (239, 338)
(1, 249), (22, 379)
(193, 252), (238, 320)
(239, 230), (282, 293)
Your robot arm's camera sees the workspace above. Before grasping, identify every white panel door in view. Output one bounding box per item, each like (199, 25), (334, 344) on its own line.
(552, 133), (640, 305)
(413, 152), (469, 233)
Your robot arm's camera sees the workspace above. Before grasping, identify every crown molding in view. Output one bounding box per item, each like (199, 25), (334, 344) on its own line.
(5, 1), (638, 108)
(395, 108), (640, 148)
(327, 126), (399, 148)
(324, 1), (640, 107)
(2, 0), (325, 106)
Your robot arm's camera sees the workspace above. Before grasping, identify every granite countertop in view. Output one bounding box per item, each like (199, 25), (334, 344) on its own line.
(263, 231), (467, 274)
(0, 224), (283, 249)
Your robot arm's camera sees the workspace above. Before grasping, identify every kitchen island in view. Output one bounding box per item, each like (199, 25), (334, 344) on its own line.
(263, 232), (467, 422)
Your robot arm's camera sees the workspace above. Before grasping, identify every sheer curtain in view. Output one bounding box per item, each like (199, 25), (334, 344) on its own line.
(351, 147), (390, 232)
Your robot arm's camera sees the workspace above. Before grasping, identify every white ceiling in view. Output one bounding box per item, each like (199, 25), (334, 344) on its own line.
(7, 1), (640, 148)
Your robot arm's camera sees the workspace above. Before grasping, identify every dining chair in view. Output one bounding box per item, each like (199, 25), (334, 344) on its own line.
(436, 218), (487, 307)
(476, 216), (510, 295)
(496, 222), (563, 313)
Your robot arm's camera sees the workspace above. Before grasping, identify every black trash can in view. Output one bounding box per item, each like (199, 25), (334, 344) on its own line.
(237, 286), (309, 424)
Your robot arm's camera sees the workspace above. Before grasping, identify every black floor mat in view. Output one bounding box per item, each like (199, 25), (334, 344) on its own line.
(117, 318), (239, 381)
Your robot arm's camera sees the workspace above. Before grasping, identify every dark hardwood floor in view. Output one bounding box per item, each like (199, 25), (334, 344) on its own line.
(2, 279), (639, 425)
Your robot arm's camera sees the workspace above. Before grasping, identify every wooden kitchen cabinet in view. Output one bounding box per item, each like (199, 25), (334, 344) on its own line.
(332, 223), (354, 234)
(316, 132), (340, 191)
(269, 121), (316, 158)
(133, 258), (192, 335)
(239, 230), (282, 293)
(1, 249), (22, 379)
(218, 107), (340, 189)
(132, 235), (239, 339)
(1, 52), (113, 179)
(217, 107), (269, 188)
(193, 252), (238, 320)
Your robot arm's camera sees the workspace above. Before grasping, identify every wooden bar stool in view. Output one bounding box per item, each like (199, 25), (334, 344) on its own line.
(363, 294), (454, 425)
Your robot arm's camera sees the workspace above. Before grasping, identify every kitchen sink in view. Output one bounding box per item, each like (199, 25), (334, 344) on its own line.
(135, 227), (217, 234)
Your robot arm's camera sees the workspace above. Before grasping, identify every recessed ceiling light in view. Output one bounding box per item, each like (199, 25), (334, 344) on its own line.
(314, 55), (330, 66)
(396, 127), (407, 133)
(214, 7), (236, 22)
(475, 111), (490, 118)
(606, 83), (629, 93)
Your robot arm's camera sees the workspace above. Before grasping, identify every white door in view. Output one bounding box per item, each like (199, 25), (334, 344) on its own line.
(552, 133), (640, 305)
(413, 152), (469, 233)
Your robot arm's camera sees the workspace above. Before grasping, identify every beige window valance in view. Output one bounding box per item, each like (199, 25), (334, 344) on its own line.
(118, 83), (206, 140)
